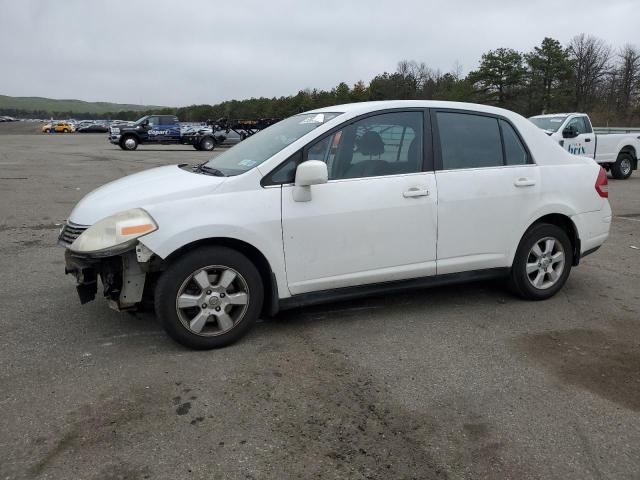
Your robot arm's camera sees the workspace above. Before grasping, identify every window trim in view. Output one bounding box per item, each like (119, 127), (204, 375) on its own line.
(260, 108), (434, 187)
(430, 108), (534, 172)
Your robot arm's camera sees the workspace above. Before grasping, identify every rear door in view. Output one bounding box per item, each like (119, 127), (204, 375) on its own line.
(564, 115), (596, 158)
(279, 110), (438, 294)
(159, 115), (181, 143)
(432, 110), (540, 274)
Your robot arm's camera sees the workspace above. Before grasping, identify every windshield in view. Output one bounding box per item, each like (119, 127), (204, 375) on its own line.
(529, 115), (567, 132)
(204, 112), (342, 176)
(133, 116), (148, 126)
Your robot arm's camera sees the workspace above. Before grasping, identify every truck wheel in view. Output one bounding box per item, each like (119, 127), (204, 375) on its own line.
(120, 135), (138, 151)
(199, 137), (215, 151)
(155, 246), (264, 349)
(611, 153), (633, 179)
(193, 144), (201, 151)
(509, 223), (573, 301)
(63, 128), (69, 133)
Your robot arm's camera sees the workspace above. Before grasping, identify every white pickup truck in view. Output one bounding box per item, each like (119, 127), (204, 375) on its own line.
(529, 113), (639, 179)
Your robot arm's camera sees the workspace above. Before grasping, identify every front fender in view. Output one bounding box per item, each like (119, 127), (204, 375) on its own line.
(139, 186), (289, 298)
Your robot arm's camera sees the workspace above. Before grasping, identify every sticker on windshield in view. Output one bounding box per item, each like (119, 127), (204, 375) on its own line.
(300, 114), (326, 124)
(239, 159), (258, 167)
(550, 119), (563, 123)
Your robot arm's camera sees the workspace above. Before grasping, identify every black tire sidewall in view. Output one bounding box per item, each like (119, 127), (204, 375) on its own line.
(120, 136), (138, 151)
(510, 223), (573, 300)
(201, 137), (214, 151)
(611, 153), (633, 180)
(155, 246), (264, 349)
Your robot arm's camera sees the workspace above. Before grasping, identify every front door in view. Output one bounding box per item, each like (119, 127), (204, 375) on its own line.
(281, 110), (438, 295)
(564, 116), (596, 158)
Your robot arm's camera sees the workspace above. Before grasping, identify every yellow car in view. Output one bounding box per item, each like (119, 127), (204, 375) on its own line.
(42, 122), (74, 133)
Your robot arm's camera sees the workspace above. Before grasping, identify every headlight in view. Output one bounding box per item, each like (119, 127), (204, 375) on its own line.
(69, 208), (157, 255)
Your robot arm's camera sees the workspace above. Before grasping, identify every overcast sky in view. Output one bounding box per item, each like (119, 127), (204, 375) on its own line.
(1, 0), (638, 107)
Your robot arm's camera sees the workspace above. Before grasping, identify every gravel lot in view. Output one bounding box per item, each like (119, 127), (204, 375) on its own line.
(1, 123), (639, 479)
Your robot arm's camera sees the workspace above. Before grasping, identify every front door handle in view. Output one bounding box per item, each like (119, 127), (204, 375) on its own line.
(403, 187), (430, 198)
(585, 137), (591, 142)
(514, 178), (536, 187)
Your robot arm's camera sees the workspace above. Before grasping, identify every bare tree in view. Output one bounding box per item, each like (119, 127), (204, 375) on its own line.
(616, 44), (640, 115)
(568, 34), (612, 110)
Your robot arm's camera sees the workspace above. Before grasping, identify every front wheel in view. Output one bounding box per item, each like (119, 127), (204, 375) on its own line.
(611, 153), (633, 179)
(155, 246), (264, 349)
(120, 135), (138, 151)
(509, 223), (573, 300)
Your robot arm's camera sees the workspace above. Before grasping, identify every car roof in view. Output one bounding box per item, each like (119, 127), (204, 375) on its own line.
(307, 100), (524, 119)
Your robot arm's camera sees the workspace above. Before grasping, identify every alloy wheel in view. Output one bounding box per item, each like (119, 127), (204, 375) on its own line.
(526, 236), (565, 290)
(175, 265), (249, 336)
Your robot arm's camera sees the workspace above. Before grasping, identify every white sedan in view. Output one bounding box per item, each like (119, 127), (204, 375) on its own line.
(60, 101), (612, 349)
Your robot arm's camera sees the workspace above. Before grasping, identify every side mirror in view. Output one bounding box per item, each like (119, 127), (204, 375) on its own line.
(293, 160), (328, 202)
(562, 125), (578, 138)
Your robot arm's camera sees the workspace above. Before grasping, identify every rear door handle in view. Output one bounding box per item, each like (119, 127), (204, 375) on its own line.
(585, 137), (591, 142)
(403, 187), (430, 198)
(514, 178), (536, 187)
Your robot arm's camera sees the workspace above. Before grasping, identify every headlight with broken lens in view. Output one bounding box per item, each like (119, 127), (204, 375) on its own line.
(69, 208), (157, 255)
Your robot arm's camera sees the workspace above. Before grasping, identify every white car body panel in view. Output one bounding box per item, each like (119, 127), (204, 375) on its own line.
(66, 101), (612, 303)
(281, 172), (437, 294)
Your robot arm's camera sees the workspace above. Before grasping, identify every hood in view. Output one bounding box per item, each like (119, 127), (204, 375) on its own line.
(68, 165), (226, 225)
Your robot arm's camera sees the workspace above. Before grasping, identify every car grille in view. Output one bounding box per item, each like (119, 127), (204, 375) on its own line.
(58, 221), (89, 247)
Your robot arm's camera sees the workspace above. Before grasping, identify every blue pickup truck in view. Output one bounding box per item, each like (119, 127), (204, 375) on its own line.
(109, 115), (218, 151)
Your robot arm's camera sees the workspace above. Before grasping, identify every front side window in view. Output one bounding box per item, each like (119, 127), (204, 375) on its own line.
(147, 116), (160, 127)
(307, 111), (423, 180)
(204, 112), (342, 176)
(566, 117), (588, 135)
(437, 112), (503, 170)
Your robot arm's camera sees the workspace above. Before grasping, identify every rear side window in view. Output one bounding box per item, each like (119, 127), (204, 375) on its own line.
(437, 112), (503, 170)
(500, 120), (529, 165)
(161, 116), (177, 125)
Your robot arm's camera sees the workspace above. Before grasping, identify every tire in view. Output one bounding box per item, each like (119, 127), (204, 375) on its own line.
(120, 135), (138, 151)
(199, 136), (215, 151)
(193, 144), (201, 151)
(509, 223), (573, 301)
(155, 246), (264, 349)
(63, 129), (69, 133)
(611, 152), (633, 180)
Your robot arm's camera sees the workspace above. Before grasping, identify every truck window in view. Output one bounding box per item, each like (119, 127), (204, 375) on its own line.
(566, 117), (588, 135)
(161, 116), (177, 125)
(147, 116), (160, 127)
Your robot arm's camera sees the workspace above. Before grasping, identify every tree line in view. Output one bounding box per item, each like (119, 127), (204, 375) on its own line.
(4, 34), (639, 126)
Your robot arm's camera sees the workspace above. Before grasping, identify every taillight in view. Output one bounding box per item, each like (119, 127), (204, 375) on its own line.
(595, 166), (608, 198)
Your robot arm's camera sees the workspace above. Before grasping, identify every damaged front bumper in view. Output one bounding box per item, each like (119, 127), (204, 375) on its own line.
(64, 244), (154, 311)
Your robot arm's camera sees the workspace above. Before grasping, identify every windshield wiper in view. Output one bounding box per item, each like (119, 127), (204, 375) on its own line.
(193, 163), (226, 177)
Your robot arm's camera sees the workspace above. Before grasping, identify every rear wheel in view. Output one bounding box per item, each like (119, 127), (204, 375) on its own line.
(611, 152), (633, 179)
(155, 246), (263, 349)
(199, 136), (215, 151)
(509, 223), (573, 300)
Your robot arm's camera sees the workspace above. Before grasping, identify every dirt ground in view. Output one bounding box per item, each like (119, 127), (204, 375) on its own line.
(0, 125), (639, 479)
